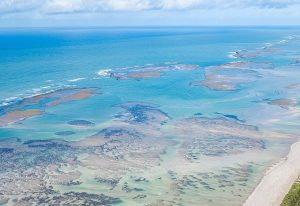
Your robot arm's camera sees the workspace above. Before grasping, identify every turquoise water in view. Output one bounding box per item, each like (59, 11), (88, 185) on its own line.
(0, 27), (300, 205)
(0, 27), (297, 97)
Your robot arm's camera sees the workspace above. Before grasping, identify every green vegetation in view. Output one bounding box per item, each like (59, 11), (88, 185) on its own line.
(281, 181), (300, 206)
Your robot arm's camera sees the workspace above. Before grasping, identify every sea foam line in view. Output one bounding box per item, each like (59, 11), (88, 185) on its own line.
(67, 78), (86, 82)
(95, 69), (113, 79)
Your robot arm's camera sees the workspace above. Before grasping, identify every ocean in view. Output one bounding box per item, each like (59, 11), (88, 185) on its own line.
(0, 27), (300, 205)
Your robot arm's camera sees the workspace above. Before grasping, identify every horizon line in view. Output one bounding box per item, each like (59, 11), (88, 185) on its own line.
(1, 25), (300, 29)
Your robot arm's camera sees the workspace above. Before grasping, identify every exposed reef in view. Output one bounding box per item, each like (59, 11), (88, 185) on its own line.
(0, 109), (43, 127)
(228, 37), (294, 59)
(229, 46), (279, 59)
(268, 98), (298, 109)
(191, 62), (272, 91)
(97, 64), (199, 80)
(0, 87), (99, 127)
(286, 83), (300, 90)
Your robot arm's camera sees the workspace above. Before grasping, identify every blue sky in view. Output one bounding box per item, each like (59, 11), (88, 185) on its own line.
(1, 0), (300, 27)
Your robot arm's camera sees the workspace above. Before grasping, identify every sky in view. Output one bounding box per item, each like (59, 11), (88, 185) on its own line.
(1, 0), (300, 27)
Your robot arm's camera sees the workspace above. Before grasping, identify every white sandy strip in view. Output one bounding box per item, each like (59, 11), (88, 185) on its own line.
(244, 140), (300, 206)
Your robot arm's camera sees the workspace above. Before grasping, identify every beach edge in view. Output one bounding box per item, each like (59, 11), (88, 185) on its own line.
(244, 139), (300, 206)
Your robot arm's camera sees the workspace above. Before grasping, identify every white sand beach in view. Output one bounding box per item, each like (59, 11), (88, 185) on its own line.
(244, 140), (300, 206)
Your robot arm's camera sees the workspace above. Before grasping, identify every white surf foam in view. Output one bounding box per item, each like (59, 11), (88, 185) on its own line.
(97, 69), (113, 77)
(227, 52), (238, 59)
(67, 78), (86, 82)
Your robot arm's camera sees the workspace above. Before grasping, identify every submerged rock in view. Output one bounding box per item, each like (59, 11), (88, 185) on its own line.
(16, 192), (121, 205)
(116, 102), (170, 125)
(0, 148), (14, 154)
(55, 131), (76, 136)
(68, 120), (95, 127)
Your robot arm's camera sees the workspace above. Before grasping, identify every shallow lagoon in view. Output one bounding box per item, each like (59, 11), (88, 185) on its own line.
(0, 27), (300, 205)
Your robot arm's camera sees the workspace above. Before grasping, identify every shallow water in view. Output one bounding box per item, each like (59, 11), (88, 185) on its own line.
(0, 27), (300, 205)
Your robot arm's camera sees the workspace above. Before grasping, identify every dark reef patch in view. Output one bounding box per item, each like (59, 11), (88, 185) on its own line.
(16, 192), (121, 205)
(23, 139), (71, 149)
(168, 163), (256, 201)
(194, 113), (203, 116)
(55, 131), (76, 136)
(215, 112), (244, 122)
(94, 127), (141, 139)
(115, 102), (170, 125)
(68, 120), (95, 127)
(0, 147), (14, 154)
(182, 135), (265, 159)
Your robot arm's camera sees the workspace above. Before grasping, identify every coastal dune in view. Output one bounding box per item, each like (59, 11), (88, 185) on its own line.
(244, 140), (300, 206)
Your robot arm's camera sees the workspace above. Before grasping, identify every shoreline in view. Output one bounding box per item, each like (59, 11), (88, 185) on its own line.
(244, 139), (300, 206)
